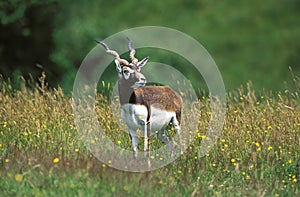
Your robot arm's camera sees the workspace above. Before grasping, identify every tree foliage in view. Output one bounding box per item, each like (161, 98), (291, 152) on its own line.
(1, 0), (300, 91)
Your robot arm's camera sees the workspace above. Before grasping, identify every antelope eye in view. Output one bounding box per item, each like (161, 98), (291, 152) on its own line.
(123, 70), (129, 74)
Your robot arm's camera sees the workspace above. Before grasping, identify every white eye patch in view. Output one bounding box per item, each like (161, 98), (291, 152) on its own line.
(122, 67), (134, 80)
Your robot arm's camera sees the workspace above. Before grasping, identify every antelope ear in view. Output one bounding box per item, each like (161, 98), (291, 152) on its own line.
(114, 59), (122, 73)
(137, 57), (149, 70)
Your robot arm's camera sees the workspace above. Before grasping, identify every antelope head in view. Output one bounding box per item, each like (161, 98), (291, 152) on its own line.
(95, 39), (149, 88)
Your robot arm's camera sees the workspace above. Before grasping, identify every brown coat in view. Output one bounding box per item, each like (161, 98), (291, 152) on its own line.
(129, 86), (182, 124)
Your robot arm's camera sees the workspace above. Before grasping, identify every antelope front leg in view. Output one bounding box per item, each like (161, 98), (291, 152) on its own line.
(143, 124), (150, 153)
(129, 129), (138, 159)
(158, 129), (173, 156)
(144, 123), (151, 167)
(172, 117), (183, 154)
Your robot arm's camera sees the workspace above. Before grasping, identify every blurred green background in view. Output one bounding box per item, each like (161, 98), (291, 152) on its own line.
(0, 0), (299, 92)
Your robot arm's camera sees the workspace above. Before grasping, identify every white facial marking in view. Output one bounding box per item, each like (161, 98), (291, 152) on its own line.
(122, 67), (134, 80)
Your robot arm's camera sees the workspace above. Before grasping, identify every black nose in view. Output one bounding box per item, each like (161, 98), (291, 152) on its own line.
(140, 77), (146, 82)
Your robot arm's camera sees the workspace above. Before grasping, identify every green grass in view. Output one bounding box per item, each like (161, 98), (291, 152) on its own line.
(0, 74), (299, 196)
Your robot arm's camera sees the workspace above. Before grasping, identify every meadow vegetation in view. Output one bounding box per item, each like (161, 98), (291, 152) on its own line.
(0, 74), (299, 196)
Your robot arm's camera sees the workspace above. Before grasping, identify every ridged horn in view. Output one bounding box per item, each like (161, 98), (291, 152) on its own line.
(95, 39), (129, 65)
(127, 38), (139, 65)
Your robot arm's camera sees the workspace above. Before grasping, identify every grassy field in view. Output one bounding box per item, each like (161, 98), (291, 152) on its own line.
(0, 74), (299, 196)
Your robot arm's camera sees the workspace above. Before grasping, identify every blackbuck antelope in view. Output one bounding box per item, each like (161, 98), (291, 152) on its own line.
(96, 39), (182, 159)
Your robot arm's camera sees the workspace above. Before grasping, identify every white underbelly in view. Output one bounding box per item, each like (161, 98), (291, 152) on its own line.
(121, 104), (148, 130)
(121, 104), (175, 133)
(149, 107), (176, 131)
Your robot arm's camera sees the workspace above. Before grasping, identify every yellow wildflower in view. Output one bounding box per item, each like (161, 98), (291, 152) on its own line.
(123, 185), (128, 191)
(53, 157), (59, 163)
(111, 186), (116, 192)
(15, 174), (23, 182)
(257, 147), (261, 152)
(267, 146), (273, 151)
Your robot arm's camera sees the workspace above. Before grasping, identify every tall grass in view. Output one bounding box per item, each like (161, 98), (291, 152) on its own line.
(0, 73), (299, 196)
